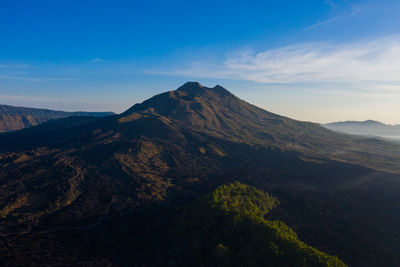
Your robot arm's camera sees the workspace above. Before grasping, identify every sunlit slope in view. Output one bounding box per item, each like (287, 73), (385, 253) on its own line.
(0, 82), (399, 265)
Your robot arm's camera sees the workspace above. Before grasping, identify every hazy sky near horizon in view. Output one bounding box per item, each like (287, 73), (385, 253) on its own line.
(1, 0), (400, 124)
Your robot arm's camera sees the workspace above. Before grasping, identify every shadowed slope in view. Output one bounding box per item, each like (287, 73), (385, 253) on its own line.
(0, 104), (114, 133)
(0, 82), (399, 266)
(121, 82), (400, 172)
(2, 81), (399, 173)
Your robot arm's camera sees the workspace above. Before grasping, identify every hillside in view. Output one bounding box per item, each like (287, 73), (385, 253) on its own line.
(2, 82), (400, 171)
(120, 82), (400, 172)
(0, 82), (399, 266)
(0, 104), (114, 132)
(324, 120), (400, 140)
(176, 182), (346, 266)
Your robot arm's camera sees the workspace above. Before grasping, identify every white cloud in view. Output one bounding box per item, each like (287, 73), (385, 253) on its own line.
(154, 35), (400, 91)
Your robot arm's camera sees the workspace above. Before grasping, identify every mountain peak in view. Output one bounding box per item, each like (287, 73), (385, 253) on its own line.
(176, 81), (204, 93)
(363, 120), (385, 126)
(175, 82), (232, 97)
(180, 81), (203, 88)
(175, 81), (219, 97)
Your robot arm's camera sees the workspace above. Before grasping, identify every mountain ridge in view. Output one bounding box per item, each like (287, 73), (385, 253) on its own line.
(0, 82), (399, 266)
(1, 82), (400, 172)
(0, 104), (115, 133)
(323, 120), (400, 139)
(119, 82), (400, 173)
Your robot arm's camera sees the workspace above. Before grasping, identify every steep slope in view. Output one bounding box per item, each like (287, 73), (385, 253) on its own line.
(0, 82), (399, 266)
(121, 82), (400, 172)
(123, 82), (331, 144)
(2, 82), (399, 172)
(0, 104), (114, 132)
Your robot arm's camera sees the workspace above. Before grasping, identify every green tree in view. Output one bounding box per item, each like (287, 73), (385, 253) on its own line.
(176, 182), (347, 267)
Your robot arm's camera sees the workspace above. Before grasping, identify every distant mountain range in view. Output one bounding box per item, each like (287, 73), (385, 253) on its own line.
(0, 104), (114, 133)
(323, 120), (400, 140)
(0, 82), (399, 266)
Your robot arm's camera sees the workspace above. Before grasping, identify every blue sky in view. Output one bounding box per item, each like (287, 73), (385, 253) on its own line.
(1, 0), (400, 123)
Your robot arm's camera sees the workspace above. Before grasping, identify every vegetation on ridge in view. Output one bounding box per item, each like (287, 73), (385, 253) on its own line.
(176, 182), (346, 266)
(0, 82), (399, 266)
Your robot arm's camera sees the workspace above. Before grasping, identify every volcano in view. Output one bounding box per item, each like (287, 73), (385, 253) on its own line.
(0, 82), (399, 266)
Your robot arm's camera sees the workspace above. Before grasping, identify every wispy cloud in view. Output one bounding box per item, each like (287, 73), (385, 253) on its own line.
(0, 75), (79, 82)
(152, 35), (400, 91)
(306, 15), (343, 30)
(0, 94), (48, 102)
(306, 8), (359, 30)
(306, 1), (360, 30)
(325, 0), (337, 8)
(0, 63), (29, 68)
(92, 58), (103, 62)
(0, 62), (79, 82)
